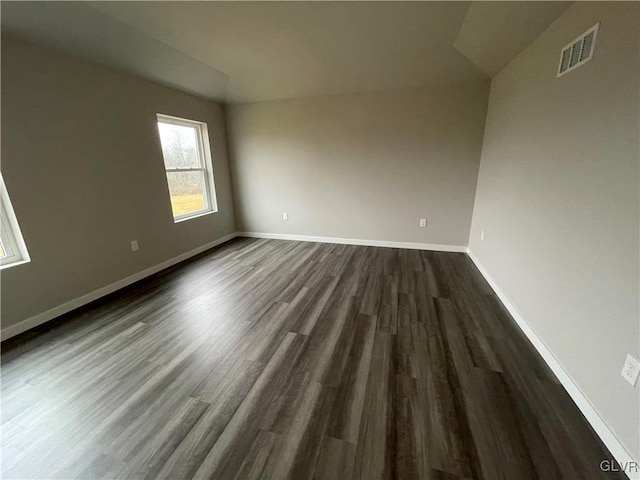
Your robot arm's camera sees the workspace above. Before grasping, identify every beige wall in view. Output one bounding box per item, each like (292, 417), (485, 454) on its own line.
(0, 37), (236, 331)
(228, 82), (490, 247)
(469, 2), (639, 456)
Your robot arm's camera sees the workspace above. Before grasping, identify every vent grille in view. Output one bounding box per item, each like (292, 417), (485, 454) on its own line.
(557, 23), (599, 77)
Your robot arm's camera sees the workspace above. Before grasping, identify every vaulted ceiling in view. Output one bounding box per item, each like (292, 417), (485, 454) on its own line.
(1, 1), (572, 104)
(455, 1), (573, 76)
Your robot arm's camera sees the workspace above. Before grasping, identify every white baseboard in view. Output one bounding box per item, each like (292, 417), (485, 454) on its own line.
(466, 248), (638, 479)
(1, 232), (238, 341)
(238, 231), (468, 253)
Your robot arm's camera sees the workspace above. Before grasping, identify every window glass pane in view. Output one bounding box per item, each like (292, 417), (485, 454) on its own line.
(0, 239), (5, 258)
(166, 171), (207, 217)
(157, 122), (201, 169)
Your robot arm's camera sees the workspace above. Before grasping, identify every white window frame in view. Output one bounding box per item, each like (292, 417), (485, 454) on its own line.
(156, 114), (218, 222)
(0, 174), (30, 270)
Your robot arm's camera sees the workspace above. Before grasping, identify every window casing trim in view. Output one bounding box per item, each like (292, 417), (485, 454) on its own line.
(156, 114), (218, 222)
(0, 175), (30, 270)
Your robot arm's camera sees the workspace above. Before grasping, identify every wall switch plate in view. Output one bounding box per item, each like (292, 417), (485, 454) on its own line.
(621, 354), (640, 387)
(282, 212), (289, 221)
(419, 218), (427, 227)
(480, 230), (485, 241)
(130, 240), (139, 252)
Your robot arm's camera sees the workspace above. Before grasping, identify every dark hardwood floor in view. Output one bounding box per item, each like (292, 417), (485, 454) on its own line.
(1, 238), (623, 479)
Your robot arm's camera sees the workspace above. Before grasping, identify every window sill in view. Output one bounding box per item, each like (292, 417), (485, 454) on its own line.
(0, 258), (31, 271)
(173, 209), (217, 224)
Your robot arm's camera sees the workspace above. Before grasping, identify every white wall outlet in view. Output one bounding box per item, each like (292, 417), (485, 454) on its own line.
(621, 354), (640, 387)
(282, 212), (289, 221)
(130, 240), (139, 252)
(480, 230), (485, 241)
(419, 218), (427, 228)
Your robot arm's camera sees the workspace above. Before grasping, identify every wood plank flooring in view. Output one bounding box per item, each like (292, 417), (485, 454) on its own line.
(1, 238), (624, 479)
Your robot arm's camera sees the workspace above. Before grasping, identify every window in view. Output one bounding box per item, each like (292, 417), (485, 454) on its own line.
(0, 174), (30, 270)
(156, 114), (218, 222)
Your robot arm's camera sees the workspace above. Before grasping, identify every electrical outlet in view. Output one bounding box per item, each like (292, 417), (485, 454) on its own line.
(480, 230), (485, 241)
(130, 240), (139, 252)
(282, 212), (289, 221)
(419, 218), (427, 228)
(621, 354), (640, 387)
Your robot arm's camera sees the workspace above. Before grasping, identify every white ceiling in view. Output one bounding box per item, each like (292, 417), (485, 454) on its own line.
(1, 1), (572, 104)
(455, 1), (573, 76)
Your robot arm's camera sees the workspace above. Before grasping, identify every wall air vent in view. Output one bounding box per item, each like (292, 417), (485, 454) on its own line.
(557, 23), (599, 77)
